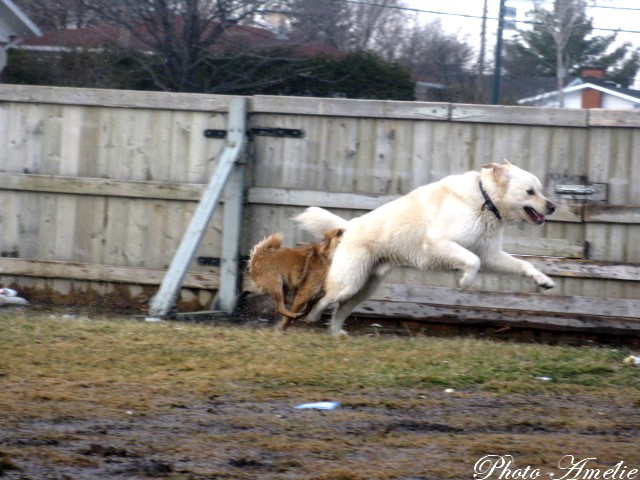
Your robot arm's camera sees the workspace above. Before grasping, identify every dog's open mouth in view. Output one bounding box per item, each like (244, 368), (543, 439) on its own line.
(524, 206), (546, 225)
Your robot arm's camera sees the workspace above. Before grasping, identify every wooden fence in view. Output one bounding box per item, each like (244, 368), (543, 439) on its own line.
(0, 84), (638, 333)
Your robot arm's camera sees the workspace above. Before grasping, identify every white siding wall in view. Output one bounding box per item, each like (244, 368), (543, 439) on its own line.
(602, 94), (638, 109)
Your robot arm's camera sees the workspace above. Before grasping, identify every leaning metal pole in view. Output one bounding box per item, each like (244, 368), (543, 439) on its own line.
(148, 97), (247, 317)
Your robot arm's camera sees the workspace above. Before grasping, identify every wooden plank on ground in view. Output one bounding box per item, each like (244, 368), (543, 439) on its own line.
(371, 284), (640, 319)
(0, 258), (219, 289)
(352, 300), (640, 334)
(0, 173), (205, 201)
(523, 256), (640, 281)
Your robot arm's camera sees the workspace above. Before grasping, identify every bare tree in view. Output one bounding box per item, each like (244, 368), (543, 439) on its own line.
(13, 0), (95, 30)
(287, 0), (409, 55)
(397, 20), (474, 100)
(531, 0), (588, 107)
(81, 0), (282, 92)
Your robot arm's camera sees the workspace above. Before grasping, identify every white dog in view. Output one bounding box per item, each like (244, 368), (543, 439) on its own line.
(295, 160), (556, 336)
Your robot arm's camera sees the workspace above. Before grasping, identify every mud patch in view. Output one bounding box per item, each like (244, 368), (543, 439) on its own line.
(1, 390), (638, 479)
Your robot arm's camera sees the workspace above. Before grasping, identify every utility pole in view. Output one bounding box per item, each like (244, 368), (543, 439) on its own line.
(491, 0), (507, 104)
(477, 0), (489, 102)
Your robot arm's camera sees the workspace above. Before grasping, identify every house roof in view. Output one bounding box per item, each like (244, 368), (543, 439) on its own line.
(518, 76), (640, 106)
(19, 21), (344, 58)
(20, 22), (278, 51)
(0, 0), (41, 42)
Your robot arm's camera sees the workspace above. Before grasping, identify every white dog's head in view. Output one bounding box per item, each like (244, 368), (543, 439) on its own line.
(480, 160), (555, 225)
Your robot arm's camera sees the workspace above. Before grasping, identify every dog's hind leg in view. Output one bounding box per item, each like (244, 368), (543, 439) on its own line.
(276, 286), (322, 332)
(266, 281), (301, 320)
(299, 247), (374, 324)
(300, 294), (333, 324)
(328, 268), (388, 336)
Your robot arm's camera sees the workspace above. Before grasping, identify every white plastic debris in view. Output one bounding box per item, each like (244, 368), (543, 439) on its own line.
(444, 388), (456, 394)
(295, 401), (340, 410)
(0, 287), (27, 305)
(623, 355), (640, 366)
(536, 376), (553, 382)
(145, 317), (163, 323)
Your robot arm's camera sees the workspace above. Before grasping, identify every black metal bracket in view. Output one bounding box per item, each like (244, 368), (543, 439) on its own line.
(203, 129), (228, 139)
(250, 127), (304, 138)
(203, 127), (304, 139)
(197, 256), (250, 268)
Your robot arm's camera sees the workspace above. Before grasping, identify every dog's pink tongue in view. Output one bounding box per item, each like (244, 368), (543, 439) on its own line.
(526, 207), (545, 225)
(532, 210), (545, 224)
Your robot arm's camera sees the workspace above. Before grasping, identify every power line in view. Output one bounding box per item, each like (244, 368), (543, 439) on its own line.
(335, 0), (492, 20)
(532, 1), (640, 11)
(333, 0), (640, 36)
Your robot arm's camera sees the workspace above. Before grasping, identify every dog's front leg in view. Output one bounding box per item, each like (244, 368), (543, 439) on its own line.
(427, 240), (481, 289)
(483, 250), (555, 289)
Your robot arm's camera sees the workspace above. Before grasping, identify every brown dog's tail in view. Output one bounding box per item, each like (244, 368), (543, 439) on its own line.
(248, 232), (283, 276)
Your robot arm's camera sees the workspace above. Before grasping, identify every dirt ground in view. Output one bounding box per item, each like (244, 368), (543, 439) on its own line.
(1, 308), (639, 479)
(2, 388), (639, 479)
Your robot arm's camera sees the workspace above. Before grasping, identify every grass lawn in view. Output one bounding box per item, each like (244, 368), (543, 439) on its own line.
(1, 311), (638, 479)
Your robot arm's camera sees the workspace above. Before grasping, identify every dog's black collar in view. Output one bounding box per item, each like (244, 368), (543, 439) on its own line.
(479, 180), (502, 221)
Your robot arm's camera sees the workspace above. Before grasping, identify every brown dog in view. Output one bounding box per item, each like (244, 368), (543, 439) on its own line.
(248, 228), (344, 331)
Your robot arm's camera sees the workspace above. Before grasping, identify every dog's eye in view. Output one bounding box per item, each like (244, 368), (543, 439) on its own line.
(526, 188), (535, 195)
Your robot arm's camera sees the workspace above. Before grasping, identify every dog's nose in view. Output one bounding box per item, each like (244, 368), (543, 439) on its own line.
(547, 201), (556, 215)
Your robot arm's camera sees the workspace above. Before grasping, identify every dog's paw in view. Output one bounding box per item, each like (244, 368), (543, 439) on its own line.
(458, 273), (476, 290)
(329, 328), (349, 337)
(535, 274), (555, 290)
(457, 258), (480, 290)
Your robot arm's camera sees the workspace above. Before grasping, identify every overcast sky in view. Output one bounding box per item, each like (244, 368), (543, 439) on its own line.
(404, 0), (640, 86)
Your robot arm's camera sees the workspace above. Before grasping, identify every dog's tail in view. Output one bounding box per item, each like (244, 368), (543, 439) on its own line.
(293, 207), (349, 237)
(248, 232), (283, 275)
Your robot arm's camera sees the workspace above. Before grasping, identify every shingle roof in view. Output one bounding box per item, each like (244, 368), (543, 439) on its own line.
(517, 77), (640, 105)
(19, 21), (344, 58)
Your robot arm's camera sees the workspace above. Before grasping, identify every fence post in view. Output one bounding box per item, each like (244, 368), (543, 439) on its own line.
(211, 153), (245, 313)
(148, 97), (247, 317)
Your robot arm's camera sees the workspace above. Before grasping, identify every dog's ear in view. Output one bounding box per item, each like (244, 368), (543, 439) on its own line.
(481, 162), (510, 183)
(481, 163), (506, 174)
(481, 163), (501, 172)
(481, 159), (512, 172)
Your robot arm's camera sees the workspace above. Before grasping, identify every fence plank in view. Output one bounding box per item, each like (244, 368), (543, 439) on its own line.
(0, 173), (205, 200)
(0, 257), (219, 289)
(584, 205), (640, 224)
(506, 238), (585, 258)
(450, 104), (588, 127)
(588, 109), (640, 128)
(247, 186), (396, 210)
(251, 95), (450, 120)
(0, 84), (238, 112)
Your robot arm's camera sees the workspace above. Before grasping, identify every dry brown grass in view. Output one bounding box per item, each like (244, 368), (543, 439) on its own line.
(0, 311), (639, 479)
